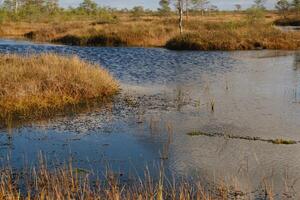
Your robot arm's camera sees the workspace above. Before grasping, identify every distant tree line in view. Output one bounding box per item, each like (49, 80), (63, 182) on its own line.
(0, 0), (299, 23)
(0, 0), (124, 22)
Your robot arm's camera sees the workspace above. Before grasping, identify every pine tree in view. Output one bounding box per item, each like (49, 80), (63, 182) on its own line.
(158, 0), (171, 13)
(292, 0), (300, 12)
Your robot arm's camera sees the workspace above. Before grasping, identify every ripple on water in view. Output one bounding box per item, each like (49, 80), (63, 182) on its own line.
(1, 40), (300, 197)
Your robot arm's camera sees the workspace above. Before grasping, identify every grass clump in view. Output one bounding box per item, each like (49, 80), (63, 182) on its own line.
(187, 131), (207, 136)
(52, 34), (83, 46)
(86, 33), (127, 46)
(166, 23), (300, 51)
(187, 131), (298, 145)
(271, 139), (297, 145)
(0, 53), (119, 127)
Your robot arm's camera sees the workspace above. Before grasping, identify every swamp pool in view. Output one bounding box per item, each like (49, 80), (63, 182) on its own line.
(1, 39), (300, 198)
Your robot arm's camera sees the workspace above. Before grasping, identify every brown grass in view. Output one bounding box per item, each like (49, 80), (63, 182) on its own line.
(166, 21), (300, 50)
(2, 12), (299, 50)
(0, 53), (119, 127)
(0, 155), (281, 200)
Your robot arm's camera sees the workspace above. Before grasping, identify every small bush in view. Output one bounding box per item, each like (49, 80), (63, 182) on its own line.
(86, 33), (127, 46)
(52, 35), (83, 46)
(24, 31), (36, 40)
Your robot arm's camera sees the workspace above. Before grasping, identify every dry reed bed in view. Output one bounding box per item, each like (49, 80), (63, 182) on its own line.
(0, 159), (276, 200)
(0, 53), (119, 127)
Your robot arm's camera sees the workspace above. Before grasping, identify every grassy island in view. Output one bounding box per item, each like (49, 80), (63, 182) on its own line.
(0, 54), (119, 127)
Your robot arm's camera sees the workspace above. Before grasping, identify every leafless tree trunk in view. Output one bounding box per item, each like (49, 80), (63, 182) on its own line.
(178, 0), (183, 34)
(11, 0), (19, 13)
(15, 0), (18, 13)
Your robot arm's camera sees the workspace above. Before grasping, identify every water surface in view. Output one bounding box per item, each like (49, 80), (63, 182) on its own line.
(1, 39), (300, 198)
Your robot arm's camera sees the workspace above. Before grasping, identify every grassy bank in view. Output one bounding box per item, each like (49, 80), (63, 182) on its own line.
(0, 54), (119, 127)
(2, 12), (300, 50)
(166, 23), (300, 50)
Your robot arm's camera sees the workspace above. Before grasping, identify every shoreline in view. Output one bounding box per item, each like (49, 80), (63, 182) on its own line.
(1, 36), (299, 52)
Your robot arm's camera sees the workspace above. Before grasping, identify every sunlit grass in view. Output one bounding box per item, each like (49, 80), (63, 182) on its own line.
(166, 22), (300, 50)
(0, 53), (119, 127)
(2, 12), (299, 50)
(0, 156), (274, 200)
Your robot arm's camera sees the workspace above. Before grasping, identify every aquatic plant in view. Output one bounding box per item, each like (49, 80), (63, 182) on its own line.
(187, 131), (207, 136)
(271, 139), (297, 145)
(0, 53), (119, 127)
(187, 131), (298, 145)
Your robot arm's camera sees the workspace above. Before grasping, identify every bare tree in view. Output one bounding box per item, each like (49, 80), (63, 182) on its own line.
(2, 0), (20, 13)
(191, 0), (209, 15)
(177, 0), (184, 34)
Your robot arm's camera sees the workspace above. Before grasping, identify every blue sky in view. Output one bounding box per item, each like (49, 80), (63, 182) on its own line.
(60, 0), (277, 10)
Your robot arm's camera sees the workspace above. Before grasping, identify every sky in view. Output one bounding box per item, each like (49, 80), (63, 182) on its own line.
(60, 0), (278, 10)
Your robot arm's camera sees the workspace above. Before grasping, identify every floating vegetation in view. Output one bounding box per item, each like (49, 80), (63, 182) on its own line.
(187, 131), (207, 136)
(73, 168), (90, 174)
(271, 139), (297, 145)
(187, 131), (298, 145)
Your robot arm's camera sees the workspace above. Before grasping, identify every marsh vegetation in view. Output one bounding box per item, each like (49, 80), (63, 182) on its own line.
(0, 0), (300, 50)
(1, 0), (300, 199)
(0, 53), (119, 127)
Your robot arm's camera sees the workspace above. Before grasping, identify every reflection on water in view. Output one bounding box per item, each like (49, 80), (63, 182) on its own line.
(294, 51), (300, 70)
(1, 40), (300, 197)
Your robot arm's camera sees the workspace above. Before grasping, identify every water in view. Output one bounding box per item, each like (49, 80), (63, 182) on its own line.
(277, 25), (300, 32)
(1, 39), (300, 197)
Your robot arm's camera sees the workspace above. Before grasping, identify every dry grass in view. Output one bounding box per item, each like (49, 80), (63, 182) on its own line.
(166, 22), (300, 50)
(0, 53), (119, 127)
(0, 157), (249, 200)
(0, 156), (282, 200)
(2, 12), (299, 50)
